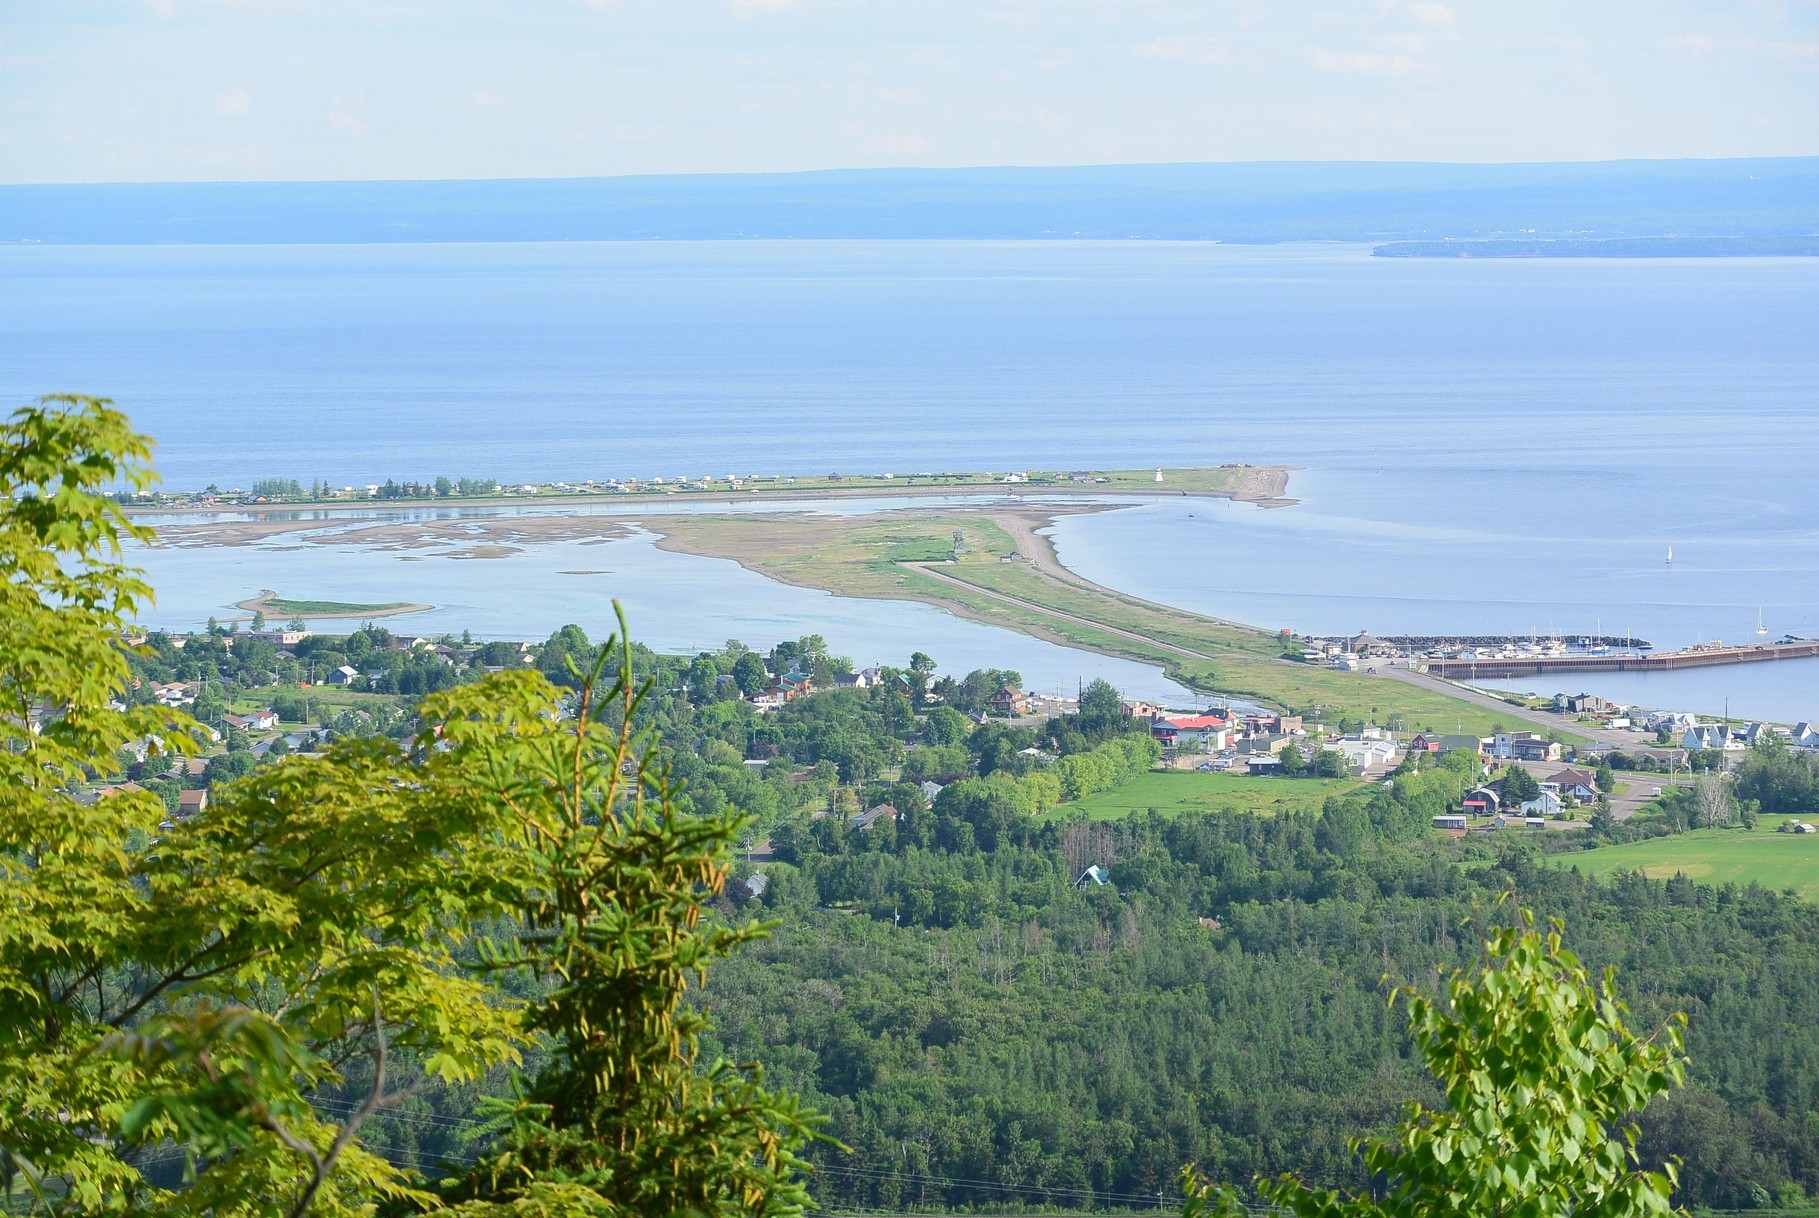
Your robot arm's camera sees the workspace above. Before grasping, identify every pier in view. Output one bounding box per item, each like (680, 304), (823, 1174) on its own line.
(1424, 639), (1819, 680)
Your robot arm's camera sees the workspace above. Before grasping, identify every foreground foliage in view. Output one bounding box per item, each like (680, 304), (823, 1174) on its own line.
(1183, 906), (1686, 1218)
(0, 397), (817, 1217)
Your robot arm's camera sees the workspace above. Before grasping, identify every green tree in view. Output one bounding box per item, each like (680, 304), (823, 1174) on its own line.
(1182, 906), (1686, 1218)
(1502, 764), (1542, 804)
(732, 651), (771, 697)
(0, 398), (821, 1218)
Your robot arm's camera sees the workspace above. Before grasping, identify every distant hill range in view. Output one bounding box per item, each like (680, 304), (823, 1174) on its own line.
(2, 158), (1815, 245)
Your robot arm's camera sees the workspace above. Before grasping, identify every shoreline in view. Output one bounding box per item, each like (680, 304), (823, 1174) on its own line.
(125, 465), (1297, 519)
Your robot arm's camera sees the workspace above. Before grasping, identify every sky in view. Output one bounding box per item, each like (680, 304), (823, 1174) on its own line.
(2, 0), (1816, 183)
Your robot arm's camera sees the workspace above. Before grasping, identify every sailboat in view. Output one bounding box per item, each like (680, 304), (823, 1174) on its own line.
(1666, 545), (1673, 566)
(1758, 608), (1769, 638)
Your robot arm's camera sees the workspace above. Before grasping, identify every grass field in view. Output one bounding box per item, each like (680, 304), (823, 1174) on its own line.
(1556, 815), (1819, 902)
(1044, 770), (1362, 822)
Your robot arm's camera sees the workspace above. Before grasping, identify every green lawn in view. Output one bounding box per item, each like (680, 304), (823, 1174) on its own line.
(1556, 815), (1819, 902)
(1044, 770), (1362, 822)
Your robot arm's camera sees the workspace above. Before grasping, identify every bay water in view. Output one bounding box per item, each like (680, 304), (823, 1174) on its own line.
(2, 241), (1814, 718)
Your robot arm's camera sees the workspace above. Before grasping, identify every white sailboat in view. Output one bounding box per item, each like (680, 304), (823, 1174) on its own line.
(1758, 608), (1769, 638)
(1666, 545), (1673, 566)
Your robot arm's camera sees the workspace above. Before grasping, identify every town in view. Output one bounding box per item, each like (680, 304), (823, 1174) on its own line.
(67, 619), (1811, 846)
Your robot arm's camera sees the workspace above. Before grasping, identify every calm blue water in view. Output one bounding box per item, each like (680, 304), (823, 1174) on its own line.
(2, 241), (1814, 717)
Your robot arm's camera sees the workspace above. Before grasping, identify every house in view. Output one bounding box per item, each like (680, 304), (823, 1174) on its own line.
(1543, 767), (1600, 804)
(221, 714), (251, 732)
(245, 629), (310, 647)
(1564, 693), (1616, 715)
(1151, 714), (1232, 751)
(919, 780), (943, 803)
(1736, 722), (1775, 747)
(1074, 864), (1110, 889)
(1432, 814), (1469, 831)
(1409, 733), (1439, 753)
(848, 803), (898, 832)
(744, 871), (770, 898)
(1435, 734), (1487, 757)
(1462, 787), (1500, 817)
(151, 681), (197, 707)
(177, 788), (209, 817)
(1492, 731), (1548, 760)
(1331, 737), (1401, 774)
(1519, 791), (1564, 818)
(1121, 699), (1161, 720)
(1683, 725), (1731, 752)
(1515, 739), (1562, 763)
(325, 665), (360, 686)
(988, 685), (1029, 716)
(1792, 723), (1819, 749)
(243, 710), (279, 731)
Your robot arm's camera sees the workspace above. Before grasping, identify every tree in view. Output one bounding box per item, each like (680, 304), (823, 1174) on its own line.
(733, 651), (771, 697)
(687, 652), (722, 703)
(1595, 760), (1615, 793)
(1278, 742), (1305, 776)
(924, 705), (971, 748)
(1694, 772), (1735, 830)
(0, 399), (822, 1218)
(1183, 906), (1687, 1218)
(252, 609), (267, 630)
(908, 651), (936, 674)
(1077, 678), (1124, 733)
(1502, 764), (1541, 804)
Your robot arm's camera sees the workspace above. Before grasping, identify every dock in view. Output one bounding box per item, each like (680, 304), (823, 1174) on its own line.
(1425, 639), (1819, 680)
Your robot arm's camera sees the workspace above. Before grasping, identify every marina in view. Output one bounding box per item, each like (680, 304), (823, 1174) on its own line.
(1423, 638), (1819, 680)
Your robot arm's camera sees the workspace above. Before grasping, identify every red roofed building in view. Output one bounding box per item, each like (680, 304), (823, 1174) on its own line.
(1151, 713), (1233, 751)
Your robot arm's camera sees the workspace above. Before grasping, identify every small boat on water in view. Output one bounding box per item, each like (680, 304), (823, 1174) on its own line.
(1666, 545), (1674, 566)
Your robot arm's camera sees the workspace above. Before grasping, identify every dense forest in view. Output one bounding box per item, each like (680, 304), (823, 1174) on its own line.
(262, 635), (1819, 1214)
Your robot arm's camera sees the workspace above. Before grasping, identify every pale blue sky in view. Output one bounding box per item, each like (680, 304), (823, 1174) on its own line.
(3, 0), (1816, 183)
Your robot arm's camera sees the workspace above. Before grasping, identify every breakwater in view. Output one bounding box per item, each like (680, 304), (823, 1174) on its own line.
(1426, 639), (1819, 680)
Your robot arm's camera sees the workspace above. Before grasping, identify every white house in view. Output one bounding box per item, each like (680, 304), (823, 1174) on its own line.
(1519, 791), (1565, 818)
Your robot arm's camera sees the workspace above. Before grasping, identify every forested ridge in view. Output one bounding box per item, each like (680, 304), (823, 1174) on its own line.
(696, 777), (1819, 1212)
(322, 656), (1819, 1214)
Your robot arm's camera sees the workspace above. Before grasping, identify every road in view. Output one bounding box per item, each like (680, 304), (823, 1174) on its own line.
(1373, 664), (1651, 749)
(902, 561), (1218, 664)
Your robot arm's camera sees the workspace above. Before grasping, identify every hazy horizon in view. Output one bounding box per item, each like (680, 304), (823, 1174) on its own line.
(6, 3), (1815, 185)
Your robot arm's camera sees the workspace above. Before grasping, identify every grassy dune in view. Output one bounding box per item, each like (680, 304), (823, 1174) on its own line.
(649, 509), (1518, 734)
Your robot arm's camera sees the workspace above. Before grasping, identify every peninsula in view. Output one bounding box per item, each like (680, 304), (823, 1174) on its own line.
(127, 464), (1296, 514)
